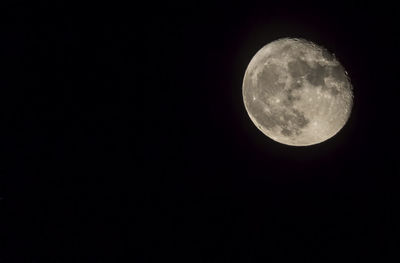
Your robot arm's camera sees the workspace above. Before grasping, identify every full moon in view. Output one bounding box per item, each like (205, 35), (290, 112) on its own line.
(242, 38), (353, 146)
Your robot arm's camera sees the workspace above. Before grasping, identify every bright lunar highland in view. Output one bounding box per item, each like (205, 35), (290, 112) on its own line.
(242, 38), (353, 146)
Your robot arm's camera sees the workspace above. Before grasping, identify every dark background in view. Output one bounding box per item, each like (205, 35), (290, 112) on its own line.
(0, 0), (399, 262)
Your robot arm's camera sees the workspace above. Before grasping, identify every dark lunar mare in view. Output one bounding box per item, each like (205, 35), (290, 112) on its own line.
(287, 59), (310, 78)
(283, 88), (301, 107)
(256, 64), (285, 97)
(278, 108), (310, 137)
(286, 57), (343, 98)
(306, 63), (326, 86)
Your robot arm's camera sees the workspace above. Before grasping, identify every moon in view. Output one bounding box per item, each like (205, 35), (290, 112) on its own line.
(242, 38), (353, 146)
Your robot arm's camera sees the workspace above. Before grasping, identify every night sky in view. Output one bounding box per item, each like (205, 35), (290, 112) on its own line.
(1, 1), (399, 262)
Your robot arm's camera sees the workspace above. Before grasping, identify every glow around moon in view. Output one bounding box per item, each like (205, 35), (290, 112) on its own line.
(242, 38), (353, 146)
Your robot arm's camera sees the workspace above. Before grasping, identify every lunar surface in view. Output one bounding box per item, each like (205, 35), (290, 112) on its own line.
(242, 38), (353, 146)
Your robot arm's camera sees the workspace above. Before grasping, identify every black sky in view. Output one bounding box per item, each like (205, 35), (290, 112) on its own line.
(0, 1), (399, 262)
